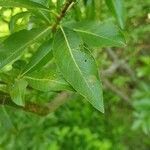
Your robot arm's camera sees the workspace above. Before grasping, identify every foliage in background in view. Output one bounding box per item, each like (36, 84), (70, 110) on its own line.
(0, 0), (150, 149)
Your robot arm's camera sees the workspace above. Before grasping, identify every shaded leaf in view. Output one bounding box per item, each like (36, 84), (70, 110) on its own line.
(0, 26), (51, 69)
(22, 40), (53, 75)
(65, 21), (126, 47)
(0, 106), (16, 131)
(0, 0), (50, 12)
(12, 60), (27, 70)
(105, 0), (126, 29)
(25, 67), (73, 92)
(9, 11), (30, 33)
(0, 84), (8, 93)
(31, 0), (50, 7)
(9, 78), (28, 106)
(84, 0), (96, 20)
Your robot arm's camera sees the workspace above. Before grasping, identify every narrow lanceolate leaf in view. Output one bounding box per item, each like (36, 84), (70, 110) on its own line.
(25, 68), (73, 92)
(66, 21), (126, 48)
(21, 40), (53, 75)
(53, 27), (104, 112)
(105, 0), (126, 29)
(0, 26), (51, 69)
(9, 78), (28, 106)
(0, 0), (50, 12)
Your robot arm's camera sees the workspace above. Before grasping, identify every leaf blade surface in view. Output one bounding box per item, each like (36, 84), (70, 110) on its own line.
(53, 27), (104, 112)
(0, 26), (51, 69)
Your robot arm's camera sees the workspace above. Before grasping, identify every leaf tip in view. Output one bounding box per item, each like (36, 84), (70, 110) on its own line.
(96, 104), (105, 113)
(91, 97), (105, 113)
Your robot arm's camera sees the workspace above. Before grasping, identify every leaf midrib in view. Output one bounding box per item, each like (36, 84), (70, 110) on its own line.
(73, 28), (125, 46)
(22, 47), (50, 76)
(60, 27), (96, 100)
(2, 26), (51, 68)
(39, 10), (51, 23)
(25, 76), (67, 86)
(0, 0), (50, 12)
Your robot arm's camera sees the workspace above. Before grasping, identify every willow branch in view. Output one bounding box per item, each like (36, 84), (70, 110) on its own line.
(0, 1), (76, 116)
(103, 48), (136, 80)
(0, 92), (70, 116)
(52, 0), (76, 32)
(101, 76), (134, 109)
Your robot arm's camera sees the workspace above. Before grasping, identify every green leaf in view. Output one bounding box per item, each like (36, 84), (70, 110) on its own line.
(65, 21), (126, 48)
(9, 78), (28, 106)
(9, 11), (30, 33)
(105, 0), (126, 29)
(0, 84), (8, 93)
(84, 0), (96, 20)
(12, 60), (27, 70)
(0, 106), (16, 131)
(53, 27), (104, 112)
(21, 40), (53, 75)
(0, 0), (50, 12)
(36, 10), (51, 24)
(0, 26), (51, 69)
(0, 73), (12, 84)
(31, 0), (50, 7)
(25, 67), (73, 92)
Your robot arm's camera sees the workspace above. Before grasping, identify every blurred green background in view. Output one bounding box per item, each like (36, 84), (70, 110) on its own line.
(0, 0), (150, 149)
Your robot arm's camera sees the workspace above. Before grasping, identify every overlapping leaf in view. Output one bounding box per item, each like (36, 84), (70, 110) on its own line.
(9, 78), (28, 106)
(0, 0), (50, 12)
(105, 0), (126, 29)
(31, 0), (50, 7)
(25, 67), (73, 92)
(0, 106), (16, 131)
(0, 26), (51, 69)
(22, 40), (53, 75)
(0, 84), (7, 93)
(65, 21), (126, 48)
(9, 12), (30, 33)
(53, 27), (104, 112)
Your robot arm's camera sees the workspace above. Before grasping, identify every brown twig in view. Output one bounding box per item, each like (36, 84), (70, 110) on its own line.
(0, 92), (70, 116)
(101, 76), (133, 107)
(103, 48), (136, 80)
(0, 1), (76, 116)
(24, 92), (70, 116)
(100, 48), (136, 107)
(52, 0), (76, 32)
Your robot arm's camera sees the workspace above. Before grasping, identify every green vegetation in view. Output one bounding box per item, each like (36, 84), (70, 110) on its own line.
(0, 0), (150, 149)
